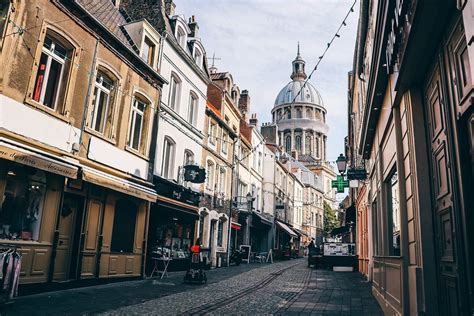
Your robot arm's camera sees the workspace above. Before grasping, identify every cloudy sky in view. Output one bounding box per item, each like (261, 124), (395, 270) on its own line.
(175, 0), (359, 162)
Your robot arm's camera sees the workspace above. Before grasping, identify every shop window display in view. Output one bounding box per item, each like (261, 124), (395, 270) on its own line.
(0, 168), (47, 241)
(152, 222), (193, 259)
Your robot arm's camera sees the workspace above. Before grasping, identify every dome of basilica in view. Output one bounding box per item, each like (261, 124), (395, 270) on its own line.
(274, 80), (324, 108)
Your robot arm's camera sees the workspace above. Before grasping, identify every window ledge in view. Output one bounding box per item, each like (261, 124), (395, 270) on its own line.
(25, 99), (71, 124)
(85, 127), (117, 146)
(125, 146), (150, 161)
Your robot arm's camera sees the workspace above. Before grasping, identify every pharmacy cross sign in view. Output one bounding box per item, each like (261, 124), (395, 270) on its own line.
(331, 175), (349, 193)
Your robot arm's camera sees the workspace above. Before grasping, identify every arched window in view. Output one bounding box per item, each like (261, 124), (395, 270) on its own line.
(316, 136), (320, 158)
(286, 108), (292, 119)
(90, 69), (117, 136)
(128, 93), (151, 152)
(305, 135), (312, 154)
(206, 160), (215, 190)
(285, 135), (291, 153)
(184, 149), (194, 165)
(306, 108), (313, 119)
(176, 27), (186, 48)
(194, 48), (202, 68)
(187, 91), (198, 124)
(169, 73), (181, 110)
(296, 107), (302, 118)
(161, 136), (176, 179)
(33, 31), (74, 112)
(295, 135), (302, 152)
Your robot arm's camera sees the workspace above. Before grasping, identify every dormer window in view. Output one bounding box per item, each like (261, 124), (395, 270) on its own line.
(194, 48), (202, 68)
(141, 36), (155, 67)
(176, 27), (186, 48)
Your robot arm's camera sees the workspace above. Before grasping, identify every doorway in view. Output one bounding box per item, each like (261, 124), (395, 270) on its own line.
(53, 193), (85, 281)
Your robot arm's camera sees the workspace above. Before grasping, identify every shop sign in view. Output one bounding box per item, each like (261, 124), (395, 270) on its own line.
(331, 175), (349, 193)
(183, 165), (206, 183)
(385, 0), (414, 74)
(347, 168), (367, 180)
(0, 144), (78, 178)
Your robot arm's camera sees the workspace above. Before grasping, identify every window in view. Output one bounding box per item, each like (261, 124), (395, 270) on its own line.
(296, 108), (302, 118)
(285, 135), (291, 153)
(208, 122), (217, 146)
(206, 160), (215, 190)
(217, 220), (224, 247)
(286, 108), (292, 119)
(177, 27), (186, 48)
(194, 48), (202, 68)
(187, 92), (198, 125)
(221, 131), (228, 154)
(141, 36), (155, 67)
(316, 137), (320, 157)
(33, 33), (73, 111)
(169, 74), (181, 110)
(305, 135), (312, 154)
(306, 108), (312, 119)
(161, 137), (175, 179)
(295, 135), (302, 152)
(0, 167), (47, 241)
(184, 150), (194, 165)
(128, 97), (147, 151)
(218, 167), (226, 193)
(110, 199), (137, 253)
(387, 169), (400, 256)
(90, 71), (115, 134)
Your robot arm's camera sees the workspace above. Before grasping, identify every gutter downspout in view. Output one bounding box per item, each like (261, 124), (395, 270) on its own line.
(226, 137), (238, 266)
(356, 0), (369, 81)
(78, 39), (99, 153)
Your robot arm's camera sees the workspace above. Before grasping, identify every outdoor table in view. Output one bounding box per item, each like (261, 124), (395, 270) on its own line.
(149, 257), (173, 279)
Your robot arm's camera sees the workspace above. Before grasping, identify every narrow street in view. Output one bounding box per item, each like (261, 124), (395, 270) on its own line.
(5, 259), (382, 315)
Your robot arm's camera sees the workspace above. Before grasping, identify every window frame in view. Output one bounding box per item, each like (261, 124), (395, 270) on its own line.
(206, 159), (215, 190)
(128, 97), (147, 152)
(141, 36), (156, 67)
(168, 73), (181, 111)
(187, 92), (198, 125)
(90, 71), (114, 135)
(161, 136), (176, 179)
(183, 149), (194, 166)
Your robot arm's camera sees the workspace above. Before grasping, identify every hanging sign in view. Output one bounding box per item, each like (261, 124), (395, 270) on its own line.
(183, 165), (206, 183)
(331, 175), (349, 193)
(347, 168), (367, 180)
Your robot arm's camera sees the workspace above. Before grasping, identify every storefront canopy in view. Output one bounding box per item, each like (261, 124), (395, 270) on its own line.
(155, 194), (200, 221)
(252, 211), (273, 227)
(276, 221), (297, 237)
(0, 138), (78, 178)
(81, 166), (157, 202)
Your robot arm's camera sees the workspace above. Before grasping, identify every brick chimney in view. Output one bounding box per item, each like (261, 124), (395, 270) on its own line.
(239, 90), (250, 117)
(261, 123), (278, 144)
(188, 15), (199, 37)
(165, 0), (175, 16)
(249, 113), (258, 126)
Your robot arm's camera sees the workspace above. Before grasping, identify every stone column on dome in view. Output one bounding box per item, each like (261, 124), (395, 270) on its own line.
(301, 129), (306, 155)
(323, 136), (327, 161)
(291, 129), (295, 151)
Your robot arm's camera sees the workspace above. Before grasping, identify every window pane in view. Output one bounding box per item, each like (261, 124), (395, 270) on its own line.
(33, 53), (48, 102)
(390, 171), (400, 256)
(93, 89), (109, 133)
(110, 200), (137, 253)
(43, 58), (63, 109)
(132, 112), (143, 150)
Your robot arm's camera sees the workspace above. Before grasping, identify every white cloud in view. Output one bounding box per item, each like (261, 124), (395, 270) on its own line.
(175, 0), (358, 161)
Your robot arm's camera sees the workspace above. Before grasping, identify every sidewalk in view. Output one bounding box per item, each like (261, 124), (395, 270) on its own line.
(2, 262), (263, 315)
(279, 269), (383, 315)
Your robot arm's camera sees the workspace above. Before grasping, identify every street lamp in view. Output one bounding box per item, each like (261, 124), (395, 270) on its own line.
(336, 153), (347, 174)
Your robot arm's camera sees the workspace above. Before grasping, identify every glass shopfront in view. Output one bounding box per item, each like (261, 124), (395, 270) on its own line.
(0, 165), (47, 241)
(151, 220), (194, 259)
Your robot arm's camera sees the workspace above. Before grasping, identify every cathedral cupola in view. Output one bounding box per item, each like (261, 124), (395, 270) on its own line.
(291, 42), (307, 81)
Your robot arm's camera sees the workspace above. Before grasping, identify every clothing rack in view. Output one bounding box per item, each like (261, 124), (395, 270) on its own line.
(0, 244), (22, 306)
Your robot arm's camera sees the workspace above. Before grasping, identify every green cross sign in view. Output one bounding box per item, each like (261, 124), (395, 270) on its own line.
(331, 175), (349, 193)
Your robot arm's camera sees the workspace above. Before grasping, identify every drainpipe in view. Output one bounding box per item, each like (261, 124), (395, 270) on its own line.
(226, 137), (238, 266)
(78, 39), (99, 153)
(356, 0), (369, 81)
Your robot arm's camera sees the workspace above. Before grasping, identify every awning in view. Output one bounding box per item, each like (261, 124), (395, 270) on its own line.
(0, 139), (78, 178)
(82, 166), (157, 202)
(231, 222), (241, 230)
(252, 211), (273, 227)
(294, 228), (310, 238)
(276, 221), (297, 237)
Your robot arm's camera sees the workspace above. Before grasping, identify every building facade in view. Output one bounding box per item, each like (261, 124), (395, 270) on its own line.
(0, 0), (165, 285)
(348, 0), (474, 314)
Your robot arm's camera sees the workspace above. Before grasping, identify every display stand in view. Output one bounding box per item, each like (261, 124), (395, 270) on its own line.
(239, 245), (251, 264)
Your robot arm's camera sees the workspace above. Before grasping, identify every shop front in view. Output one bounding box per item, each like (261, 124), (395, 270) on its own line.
(274, 220), (297, 259)
(0, 139), (78, 286)
(146, 177), (200, 272)
(249, 211), (273, 253)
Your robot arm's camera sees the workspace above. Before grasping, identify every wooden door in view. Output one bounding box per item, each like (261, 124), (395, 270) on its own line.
(424, 62), (461, 315)
(80, 199), (102, 278)
(53, 194), (83, 280)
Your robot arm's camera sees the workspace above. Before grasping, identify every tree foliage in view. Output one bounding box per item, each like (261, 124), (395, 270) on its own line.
(323, 201), (339, 237)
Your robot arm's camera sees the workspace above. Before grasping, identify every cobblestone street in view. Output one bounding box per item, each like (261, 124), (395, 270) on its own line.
(4, 259), (383, 315)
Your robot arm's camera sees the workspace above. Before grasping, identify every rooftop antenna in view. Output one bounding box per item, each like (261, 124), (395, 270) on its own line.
(207, 52), (221, 74)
